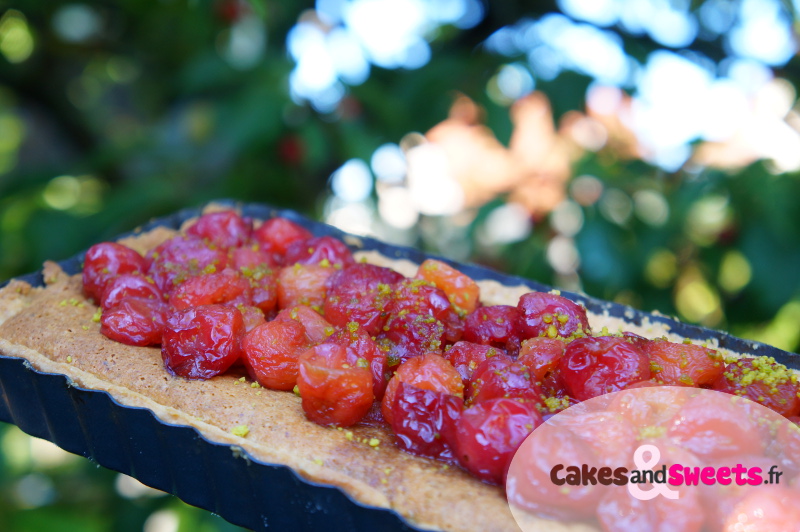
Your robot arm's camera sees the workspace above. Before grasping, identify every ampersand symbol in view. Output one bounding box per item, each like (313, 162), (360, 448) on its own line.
(627, 444), (680, 500)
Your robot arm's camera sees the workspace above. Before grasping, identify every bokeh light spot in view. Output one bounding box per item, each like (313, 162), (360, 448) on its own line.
(116, 474), (167, 499)
(143, 509), (180, 532)
(546, 235), (580, 274)
(43, 176), (81, 211)
(686, 195), (732, 246)
(330, 158), (373, 202)
(675, 268), (723, 325)
(550, 199), (583, 237)
(633, 189), (669, 226)
(569, 175), (604, 206)
(52, 4), (101, 43)
(599, 188), (633, 225)
(481, 203), (532, 244)
(13, 473), (55, 509)
(644, 248), (678, 288)
(371, 143), (407, 183)
(377, 186), (419, 229)
(718, 250), (752, 294)
(0, 10), (34, 63)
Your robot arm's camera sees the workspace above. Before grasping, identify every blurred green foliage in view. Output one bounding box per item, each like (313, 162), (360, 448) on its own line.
(2, 0), (800, 530)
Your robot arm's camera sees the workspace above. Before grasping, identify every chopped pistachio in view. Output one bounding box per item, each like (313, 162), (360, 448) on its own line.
(231, 425), (250, 438)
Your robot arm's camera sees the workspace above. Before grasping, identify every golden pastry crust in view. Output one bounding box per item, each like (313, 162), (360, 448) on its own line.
(0, 213), (754, 532)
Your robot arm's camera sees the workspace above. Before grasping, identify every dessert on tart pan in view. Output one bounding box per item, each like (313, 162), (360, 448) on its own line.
(0, 201), (797, 532)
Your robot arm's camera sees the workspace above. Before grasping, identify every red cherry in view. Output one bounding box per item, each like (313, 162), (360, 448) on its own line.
(711, 357), (800, 417)
(517, 292), (590, 339)
(100, 273), (162, 310)
(443, 341), (508, 384)
(323, 264), (402, 334)
(454, 398), (542, 485)
(297, 343), (374, 427)
(148, 235), (228, 293)
(559, 336), (650, 401)
(377, 312), (446, 368)
(83, 242), (149, 301)
(463, 305), (523, 356)
(186, 210), (251, 249)
(390, 382), (463, 462)
(274, 305), (333, 344)
(645, 338), (724, 387)
(381, 353), (463, 425)
(517, 337), (566, 382)
(100, 297), (168, 346)
(388, 279), (463, 343)
(667, 392), (765, 460)
(284, 236), (354, 267)
(169, 268), (252, 310)
(241, 319), (312, 390)
(324, 322), (389, 400)
(161, 304), (245, 379)
(277, 264), (334, 311)
(252, 217), (312, 255)
(466, 357), (542, 407)
(237, 305), (266, 333)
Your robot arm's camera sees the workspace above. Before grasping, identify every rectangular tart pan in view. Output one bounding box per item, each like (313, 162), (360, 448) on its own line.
(0, 200), (797, 531)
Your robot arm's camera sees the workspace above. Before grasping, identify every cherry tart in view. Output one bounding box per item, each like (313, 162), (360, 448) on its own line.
(82, 209), (800, 526)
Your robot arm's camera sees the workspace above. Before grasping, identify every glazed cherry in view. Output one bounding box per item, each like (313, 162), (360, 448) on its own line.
(381, 353), (463, 425)
(100, 273), (162, 310)
(324, 322), (389, 400)
(83, 242), (149, 301)
(230, 247), (279, 314)
(377, 312), (446, 367)
(667, 392), (765, 460)
(186, 210), (251, 249)
(100, 297), (168, 346)
(711, 357), (800, 417)
(327, 263), (405, 291)
(388, 280), (463, 343)
(416, 259), (480, 315)
(645, 338), (724, 387)
(274, 305), (333, 344)
(721, 487), (800, 531)
(168, 268), (252, 310)
(700, 454), (786, 530)
(466, 356), (541, 406)
(463, 305), (523, 356)
(252, 217), (312, 255)
(148, 235), (228, 292)
(517, 292), (590, 339)
(297, 343), (374, 427)
(517, 337), (566, 382)
(323, 264), (402, 334)
(237, 305), (266, 333)
(277, 264), (334, 310)
(284, 236), (354, 267)
(454, 398), (542, 485)
(506, 419), (602, 520)
(231, 245), (280, 270)
(241, 319), (312, 390)
(559, 336), (650, 401)
(443, 341), (508, 384)
(161, 304), (245, 379)
(391, 382), (463, 462)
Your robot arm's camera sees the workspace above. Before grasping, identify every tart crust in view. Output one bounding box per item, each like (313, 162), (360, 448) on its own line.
(0, 216), (747, 532)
